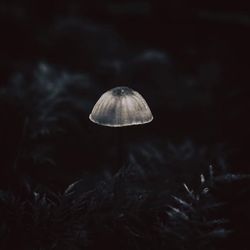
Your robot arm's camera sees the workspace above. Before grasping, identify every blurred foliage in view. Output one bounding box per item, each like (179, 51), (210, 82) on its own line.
(0, 0), (250, 249)
(0, 165), (250, 250)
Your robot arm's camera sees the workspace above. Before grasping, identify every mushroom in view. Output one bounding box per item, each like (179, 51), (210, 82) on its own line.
(89, 86), (153, 127)
(89, 86), (153, 172)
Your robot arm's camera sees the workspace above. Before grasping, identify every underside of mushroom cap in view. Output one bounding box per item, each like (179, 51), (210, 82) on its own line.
(89, 86), (153, 127)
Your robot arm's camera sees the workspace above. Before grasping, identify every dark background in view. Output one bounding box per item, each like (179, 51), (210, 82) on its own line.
(0, 1), (250, 249)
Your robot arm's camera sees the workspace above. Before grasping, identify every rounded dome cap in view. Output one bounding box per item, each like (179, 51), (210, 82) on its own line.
(89, 86), (153, 127)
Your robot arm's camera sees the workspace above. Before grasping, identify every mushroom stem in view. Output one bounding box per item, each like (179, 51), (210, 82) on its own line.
(114, 128), (127, 173)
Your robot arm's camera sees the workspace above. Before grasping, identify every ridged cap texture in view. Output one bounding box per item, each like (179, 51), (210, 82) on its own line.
(89, 86), (153, 127)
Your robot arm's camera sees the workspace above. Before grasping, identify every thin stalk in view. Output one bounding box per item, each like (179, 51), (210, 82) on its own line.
(113, 127), (128, 174)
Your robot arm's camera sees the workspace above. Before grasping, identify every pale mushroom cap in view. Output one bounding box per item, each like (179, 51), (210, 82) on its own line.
(89, 86), (153, 127)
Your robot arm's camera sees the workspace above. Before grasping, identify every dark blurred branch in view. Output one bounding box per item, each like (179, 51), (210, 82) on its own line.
(197, 10), (250, 25)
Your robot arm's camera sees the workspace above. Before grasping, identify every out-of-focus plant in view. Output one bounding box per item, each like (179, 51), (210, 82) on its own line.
(0, 164), (249, 250)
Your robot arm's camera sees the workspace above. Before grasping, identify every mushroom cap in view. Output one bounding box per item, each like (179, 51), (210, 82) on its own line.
(89, 86), (153, 127)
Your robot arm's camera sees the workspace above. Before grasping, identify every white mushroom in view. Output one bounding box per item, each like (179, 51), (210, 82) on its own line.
(89, 86), (153, 127)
